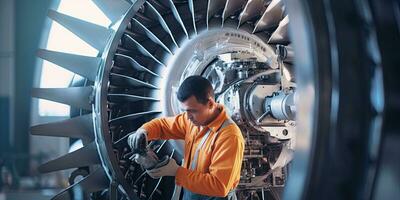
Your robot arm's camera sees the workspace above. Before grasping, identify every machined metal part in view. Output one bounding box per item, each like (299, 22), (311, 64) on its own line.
(200, 57), (296, 192)
(33, 0), (294, 199)
(31, 0), (400, 199)
(265, 90), (296, 121)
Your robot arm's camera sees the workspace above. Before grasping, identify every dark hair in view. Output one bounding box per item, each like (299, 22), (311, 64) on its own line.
(177, 76), (214, 104)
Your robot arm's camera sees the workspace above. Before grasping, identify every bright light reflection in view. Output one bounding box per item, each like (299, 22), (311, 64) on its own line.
(39, 0), (110, 116)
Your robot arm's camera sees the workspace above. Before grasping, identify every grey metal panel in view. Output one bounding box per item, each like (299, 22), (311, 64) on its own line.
(131, 18), (173, 55)
(0, 57), (12, 96)
(253, 0), (284, 32)
(189, 0), (197, 35)
(238, 0), (265, 27)
(37, 49), (100, 81)
(108, 93), (159, 102)
(146, 1), (179, 47)
(110, 73), (159, 89)
(207, 0), (226, 28)
(222, 0), (247, 22)
(109, 110), (161, 124)
(283, 44), (294, 63)
(124, 34), (165, 66)
(268, 15), (289, 44)
(32, 86), (93, 110)
(92, 0), (131, 23)
(38, 142), (100, 173)
(30, 114), (94, 141)
(0, 0), (14, 53)
(114, 53), (160, 77)
(48, 10), (112, 51)
(0, 97), (10, 154)
(168, 0), (189, 39)
(52, 168), (109, 200)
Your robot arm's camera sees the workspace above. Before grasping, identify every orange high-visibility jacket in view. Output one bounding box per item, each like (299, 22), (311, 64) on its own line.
(141, 104), (245, 197)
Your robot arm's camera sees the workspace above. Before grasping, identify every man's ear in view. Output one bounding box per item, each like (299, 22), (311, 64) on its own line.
(207, 97), (214, 108)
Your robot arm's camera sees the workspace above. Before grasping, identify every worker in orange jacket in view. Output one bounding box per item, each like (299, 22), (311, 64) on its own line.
(128, 76), (245, 200)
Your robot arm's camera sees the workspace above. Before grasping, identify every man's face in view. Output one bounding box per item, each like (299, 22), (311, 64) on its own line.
(180, 95), (213, 126)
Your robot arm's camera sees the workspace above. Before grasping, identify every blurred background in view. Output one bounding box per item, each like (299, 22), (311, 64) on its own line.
(0, 0), (399, 200)
(0, 1), (111, 199)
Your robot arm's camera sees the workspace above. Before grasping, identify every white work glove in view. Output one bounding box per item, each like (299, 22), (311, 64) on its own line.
(127, 128), (148, 153)
(146, 158), (180, 179)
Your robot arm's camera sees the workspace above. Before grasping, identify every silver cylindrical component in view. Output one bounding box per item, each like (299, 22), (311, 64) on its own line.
(265, 91), (296, 120)
(132, 149), (161, 170)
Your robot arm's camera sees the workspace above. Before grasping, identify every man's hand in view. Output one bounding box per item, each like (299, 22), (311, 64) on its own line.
(127, 128), (148, 153)
(146, 158), (180, 179)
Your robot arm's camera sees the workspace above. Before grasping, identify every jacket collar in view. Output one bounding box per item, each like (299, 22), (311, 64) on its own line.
(204, 103), (229, 133)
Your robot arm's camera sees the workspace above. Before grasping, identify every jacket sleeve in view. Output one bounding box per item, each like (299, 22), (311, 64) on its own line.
(141, 112), (188, 140)
(175, 128), (245, 197)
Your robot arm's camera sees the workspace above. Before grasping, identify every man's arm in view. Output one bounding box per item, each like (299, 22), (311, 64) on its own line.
(141, 112), (188, 140)
(175, 129), (245, 197)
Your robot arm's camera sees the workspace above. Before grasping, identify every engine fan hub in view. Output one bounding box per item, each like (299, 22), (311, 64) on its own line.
(161, 28), (278, 116)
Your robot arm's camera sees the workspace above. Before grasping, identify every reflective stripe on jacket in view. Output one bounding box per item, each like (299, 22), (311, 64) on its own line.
(142, 104), (245, 197)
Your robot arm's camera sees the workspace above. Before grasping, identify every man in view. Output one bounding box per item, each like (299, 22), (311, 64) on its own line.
(128, 76), (245, 200)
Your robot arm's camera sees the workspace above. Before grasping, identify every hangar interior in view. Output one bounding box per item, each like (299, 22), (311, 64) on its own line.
(0, 0), (399, 200)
